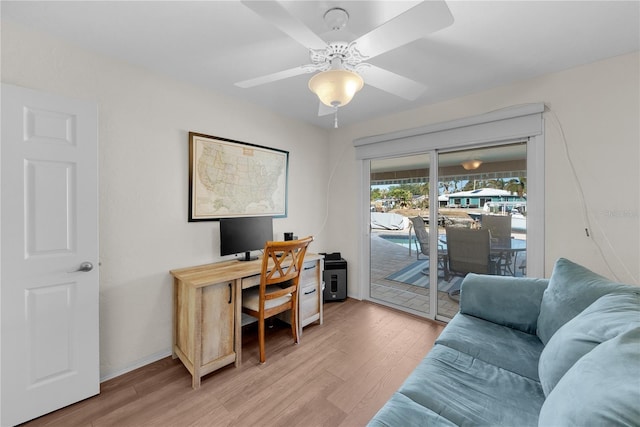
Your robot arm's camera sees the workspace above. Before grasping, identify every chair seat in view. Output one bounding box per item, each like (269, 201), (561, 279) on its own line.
(242, 287), (292, 312)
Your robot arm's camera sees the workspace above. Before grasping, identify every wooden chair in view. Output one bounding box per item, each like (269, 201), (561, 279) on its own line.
(242, 236), (313, 363)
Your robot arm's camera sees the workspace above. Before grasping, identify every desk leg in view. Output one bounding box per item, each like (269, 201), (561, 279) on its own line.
(234, 279), (242, 367)
(192, 373), (201, 390)
(192, 287), (202, 390)
(317, 260), (323, 326)
(172, 278), (178, 359)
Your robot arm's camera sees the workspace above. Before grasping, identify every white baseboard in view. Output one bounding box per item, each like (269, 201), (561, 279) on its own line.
(100, 349), (173, 383)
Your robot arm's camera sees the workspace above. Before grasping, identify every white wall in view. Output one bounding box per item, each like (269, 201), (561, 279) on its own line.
(1, 21), (331, 380)
(328, 52), (639, 297)
(3, 19), (638, 380)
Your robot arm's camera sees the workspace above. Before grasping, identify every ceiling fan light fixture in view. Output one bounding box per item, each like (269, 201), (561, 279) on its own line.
(308, 69), (364, 108)
(461, 159), (483, 170)
(324, 8), (349, 31)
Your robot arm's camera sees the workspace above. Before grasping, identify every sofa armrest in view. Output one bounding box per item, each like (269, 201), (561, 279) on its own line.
(459, 273), (549, 334)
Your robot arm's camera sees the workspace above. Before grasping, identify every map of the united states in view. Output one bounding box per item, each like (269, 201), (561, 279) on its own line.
(194, 138), (287, 217)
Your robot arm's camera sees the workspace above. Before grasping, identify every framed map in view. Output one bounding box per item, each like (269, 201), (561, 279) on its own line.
(188, 132), (288, 221)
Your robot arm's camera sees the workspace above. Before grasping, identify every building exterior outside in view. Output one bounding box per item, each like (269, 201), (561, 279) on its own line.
(445, 188), (525, 209)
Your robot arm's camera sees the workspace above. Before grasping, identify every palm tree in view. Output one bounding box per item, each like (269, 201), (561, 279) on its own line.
(439, 180), (453, 194)
(419, 182), (429, 196)
(486, 178), (505, 189)
(389, 188), (412, 207)
(505, 177), (526, 197)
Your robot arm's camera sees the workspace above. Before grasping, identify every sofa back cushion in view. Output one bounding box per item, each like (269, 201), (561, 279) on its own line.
(538, 292), (640, 396)
(536, 258), (636, 345)
(459, 273), (548, 334)
(538, 327), (640, 426)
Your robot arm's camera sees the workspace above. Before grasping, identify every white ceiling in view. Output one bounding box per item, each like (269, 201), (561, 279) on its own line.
(2, 1), (639, 129)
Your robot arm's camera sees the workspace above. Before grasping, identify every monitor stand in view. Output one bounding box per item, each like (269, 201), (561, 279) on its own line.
(239, 251), (258, 262)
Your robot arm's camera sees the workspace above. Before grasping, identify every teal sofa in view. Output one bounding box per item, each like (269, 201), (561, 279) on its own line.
(368, 258), (640, 426)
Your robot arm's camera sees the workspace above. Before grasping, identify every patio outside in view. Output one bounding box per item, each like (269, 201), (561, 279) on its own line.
(370, 206), (527, 320)
(369, 144), (527, 319)
(370, 223), (461, 319)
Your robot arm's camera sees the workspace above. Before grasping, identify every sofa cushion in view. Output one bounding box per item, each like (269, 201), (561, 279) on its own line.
(459, 273), (548, 334)
(538, 292), (640, 396)
(367, 392), (457, 427)
(437, 313), (544, 381)
(399, 344), (545, 426)
(538, 327), (640, 426)
(536, 258), (636, 344)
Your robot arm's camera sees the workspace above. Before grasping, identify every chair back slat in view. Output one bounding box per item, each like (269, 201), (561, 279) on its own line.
(260, 237), (313, 299)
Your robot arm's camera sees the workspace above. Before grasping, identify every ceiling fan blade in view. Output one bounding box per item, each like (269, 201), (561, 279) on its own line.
(235, 66), (311, 88)
(241, 1), (327, 50)
(318, 102), (335, 117)
(360, 65), (426, 100)
(353, 0), (454, 60)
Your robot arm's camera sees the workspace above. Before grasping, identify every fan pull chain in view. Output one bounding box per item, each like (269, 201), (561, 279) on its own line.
(334, 107), (339, 128)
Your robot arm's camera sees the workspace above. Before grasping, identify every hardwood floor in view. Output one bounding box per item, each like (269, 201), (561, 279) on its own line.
(23, 299), (444, 427)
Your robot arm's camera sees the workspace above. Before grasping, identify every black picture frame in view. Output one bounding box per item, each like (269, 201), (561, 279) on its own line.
(188, 132), (289, 221)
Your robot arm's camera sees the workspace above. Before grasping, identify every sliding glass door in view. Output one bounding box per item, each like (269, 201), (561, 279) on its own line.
(369, 154), (432, 315)
(368, 143), (528, 320)
(436, 144), (527, 319)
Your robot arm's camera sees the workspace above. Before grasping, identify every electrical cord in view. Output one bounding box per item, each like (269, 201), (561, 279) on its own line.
(544, 105), (634, 283)
(314, 139), (351, 239)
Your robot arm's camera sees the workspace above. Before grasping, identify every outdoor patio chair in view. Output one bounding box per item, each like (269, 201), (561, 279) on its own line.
(409, 216), (449, 278)
(481, 214), (513, 275)
(445, 227), (494, 279)
(481, 214), (511, 245)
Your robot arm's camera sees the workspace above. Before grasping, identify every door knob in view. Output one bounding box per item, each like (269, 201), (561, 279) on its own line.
(69, 262), (94, 273)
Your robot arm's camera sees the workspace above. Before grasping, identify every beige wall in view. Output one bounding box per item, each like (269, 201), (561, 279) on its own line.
(1, 21), (331, 379)
(328, 51), (639, 297)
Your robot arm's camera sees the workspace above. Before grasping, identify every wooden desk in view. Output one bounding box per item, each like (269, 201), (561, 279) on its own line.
(170, 253), (323, 389)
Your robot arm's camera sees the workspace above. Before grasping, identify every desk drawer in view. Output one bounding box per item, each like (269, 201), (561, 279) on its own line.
(300, 261), (318, 286)
(300, 283), (320, 320)
(242, 261), (317, 289)
(241, 274), (260, 289)
(300, 282), (319, 302)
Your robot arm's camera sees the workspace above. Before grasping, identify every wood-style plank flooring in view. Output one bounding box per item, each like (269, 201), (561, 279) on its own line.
(23, 299), (444, 427)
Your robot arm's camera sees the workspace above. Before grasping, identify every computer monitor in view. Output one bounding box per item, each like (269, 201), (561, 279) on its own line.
(219, 216), (273, 261)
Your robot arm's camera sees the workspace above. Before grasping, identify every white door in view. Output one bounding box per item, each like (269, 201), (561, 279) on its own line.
(1, 84), (99, 426)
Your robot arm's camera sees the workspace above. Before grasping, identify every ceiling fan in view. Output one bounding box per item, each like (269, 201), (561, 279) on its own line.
(236, 1), (454, 122)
